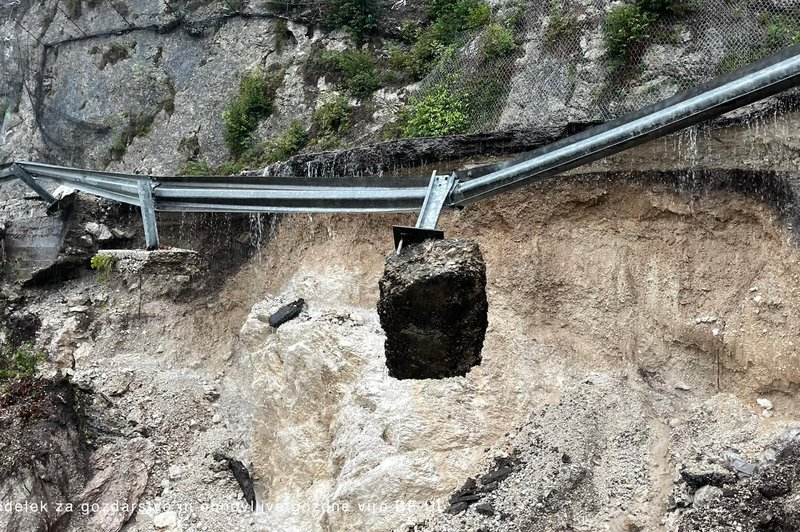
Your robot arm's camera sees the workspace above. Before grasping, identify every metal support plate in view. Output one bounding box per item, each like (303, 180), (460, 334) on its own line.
(392, 225), (444, 249)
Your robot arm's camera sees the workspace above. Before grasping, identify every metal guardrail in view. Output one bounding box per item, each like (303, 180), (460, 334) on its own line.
(1, 161), (431, 248)
(3, 44), (800, 249)
(449, 44), (800, 206)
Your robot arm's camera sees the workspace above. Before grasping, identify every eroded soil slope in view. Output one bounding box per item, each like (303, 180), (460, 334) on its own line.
(4, 169), (800, 531)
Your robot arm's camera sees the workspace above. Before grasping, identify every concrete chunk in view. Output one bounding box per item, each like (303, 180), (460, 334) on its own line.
(378, 238), (488, 379)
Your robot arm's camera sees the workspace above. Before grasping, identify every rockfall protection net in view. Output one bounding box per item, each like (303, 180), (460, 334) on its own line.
(2, 0), (800, 145)
(411, 0), (800, 133)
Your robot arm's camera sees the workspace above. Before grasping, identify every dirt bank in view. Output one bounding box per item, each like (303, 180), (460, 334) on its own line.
(5, 167), (800, 531)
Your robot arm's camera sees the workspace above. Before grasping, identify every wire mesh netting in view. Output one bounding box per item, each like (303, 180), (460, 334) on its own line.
(411, 0), (800, 134)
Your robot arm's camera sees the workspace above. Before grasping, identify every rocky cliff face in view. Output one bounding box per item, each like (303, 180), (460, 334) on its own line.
(2, 0), (793, 173)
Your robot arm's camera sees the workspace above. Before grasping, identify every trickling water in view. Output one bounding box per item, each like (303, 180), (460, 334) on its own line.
(249, 213), (264, 260)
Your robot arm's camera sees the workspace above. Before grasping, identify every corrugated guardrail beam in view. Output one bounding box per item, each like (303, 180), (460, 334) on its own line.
(448, 44), (800, 206)
(3, 43), (800, 249)
(1, 161), (431, 248)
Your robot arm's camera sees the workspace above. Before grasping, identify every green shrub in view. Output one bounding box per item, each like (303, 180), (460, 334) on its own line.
(102, 112), (157, 167)
(318, 49), (380, 97)
(716, 13), (800, 74)
(275, 18), (291, 52)
(482, 23), (516, 59)
(181, 160), (247, 176)
(401, 0), (492, 80)
(544, 2), (578, 46)
(429, 0), (491, 31)
(182, 160), (213, 176)
(312, 94), (351, 147)
(604, 4), (652, 62)
(761, 13), (800, 53)
(402, 84), (471, 138)
(464, 72), (507, 121)
(323, 0), (381, 41)
(0, 342), (44, 380)
(637, 0), (692, 17)
(223, 68), (284, 158)
(90, 253), (117, 283)
(257, 121), (308, 164)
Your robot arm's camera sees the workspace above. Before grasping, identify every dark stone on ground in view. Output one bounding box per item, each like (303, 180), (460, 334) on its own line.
(475, 502), (495, 516)
(445, 502), (469, 515)
(378, 239), (488, 380)
(451, 493), (482, 504)
(268, 298), (305, 328)
(214, 452), (257, 510)
(680, 467), (737, 489)
(678, 439), (800, 531)
(5, 310), (41, 347)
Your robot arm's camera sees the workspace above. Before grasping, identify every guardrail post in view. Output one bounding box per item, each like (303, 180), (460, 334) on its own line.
(137, 180), (160, 250)
(391, 171), (456, 250)
(415, 171), (456, 230)
(11, 164), (56, 204)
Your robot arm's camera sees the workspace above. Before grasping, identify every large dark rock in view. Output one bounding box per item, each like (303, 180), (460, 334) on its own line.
(268, 299), (305, 328)
(378, 238), (488, 379)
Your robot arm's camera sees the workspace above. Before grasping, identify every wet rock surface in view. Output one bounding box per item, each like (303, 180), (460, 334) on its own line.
(378, 238), (488, 380)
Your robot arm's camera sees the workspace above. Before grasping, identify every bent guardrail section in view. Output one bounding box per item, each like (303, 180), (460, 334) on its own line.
(3, 44), (800, 249)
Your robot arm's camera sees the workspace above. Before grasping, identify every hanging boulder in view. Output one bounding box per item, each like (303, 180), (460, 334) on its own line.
(378, 238), (488, 379)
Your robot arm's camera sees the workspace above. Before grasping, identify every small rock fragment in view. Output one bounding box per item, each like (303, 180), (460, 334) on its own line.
(153, 511), (178, 530)
(85, 222), (114, 242)
(474, 502), (495, 516)
(693, 485), (723, 508)
(168, 465), (181, 481)
(757, 398), (773, 410)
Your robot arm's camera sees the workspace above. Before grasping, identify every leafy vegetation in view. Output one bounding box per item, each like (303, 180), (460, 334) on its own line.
(396, 0), (492, 80)
(544, 1), (579, 47)
(603, 0), (691, 70)
(401, 84), (471, 138)
(482, 23), (516, 59)
(322, 0), (382, 42)
(261, 121), (308, 163)
(314, 49), (380, 97)
(604, 4), (652, 64)
(90, 253), (117, 283)
(761, 12), (800, 53)
(184, 121), (308, 176)
(717, 12), (800, 74)
(0, 343), (44, 380)
(312, 94), (351, 147)
(637, 0), (692, 17)
(181, 160), (248, 176)
(274, 18), (292, 53)
(102, 112), (157, 167)
(223, 68), (284, 158)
